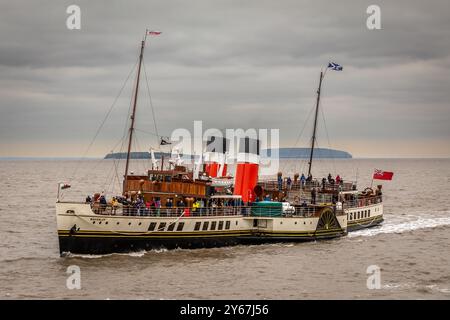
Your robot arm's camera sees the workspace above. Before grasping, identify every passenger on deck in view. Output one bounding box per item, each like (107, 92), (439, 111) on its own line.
(85, 195), (92, 204)
(301, 200), (308, 207)
(300, 174), (306, 188)
(311, 188), (317, 204)
(322, 177), (327, 190)
(287, 177), (292, 190)
(264, 194), (271, 201)
(336, 175), (341, 185)
(99, 195), (107, 213)
(111, 197), (119, 214)
(277, 175), (283, 191)
(145, 200), (151, 215)
(327, 173), (332, 183)
(193, 199), (200, 214)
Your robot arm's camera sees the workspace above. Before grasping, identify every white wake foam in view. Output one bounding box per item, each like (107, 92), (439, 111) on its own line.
(348, 215), (450, 238)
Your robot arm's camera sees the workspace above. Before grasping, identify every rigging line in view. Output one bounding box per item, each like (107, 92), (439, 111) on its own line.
(279, 103), (316, 173)
(77, 135), (128, 186)
(119, 56), (141, 158)
(70, 58), (139, 181)
(319, 97), (337, 175)
(142, 57), (160, 145)
(134, 131), (150, 174)
(134, 128), (160, 137)
(112, 157), (122, 194)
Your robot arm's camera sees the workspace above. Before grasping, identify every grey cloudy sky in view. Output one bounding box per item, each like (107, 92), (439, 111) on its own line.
(1, 0), (449, 158)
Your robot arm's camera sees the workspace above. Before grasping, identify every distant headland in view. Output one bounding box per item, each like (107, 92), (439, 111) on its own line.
(104, 148), (352, 159)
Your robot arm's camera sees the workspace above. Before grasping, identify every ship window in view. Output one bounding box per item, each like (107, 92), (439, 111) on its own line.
(210, 221), (217, 230)
(158, 222), (166, 231)
(349, 213), (352, 220)
(176, 222), (185, 231)
(99, 221), (102, 224)
(148, 222), (157, 231)
(128, 222), (132, 225)
(235, 221), (238, 225)
(167, 223), (175, 231)
(194, 222), (201, 231)
(218, 221), (224, 230)
(368, 210), (371, 217)
(92, 221), (96, 224)
(225, 221), (231, 230)
(202, 221), (209, 231)
(365, 210), (368, 217)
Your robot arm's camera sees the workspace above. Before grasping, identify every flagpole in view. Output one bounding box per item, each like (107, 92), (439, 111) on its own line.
(370, 168), (374, 188)
(124, 34), (146, 193)
(307, 70), (324, 177)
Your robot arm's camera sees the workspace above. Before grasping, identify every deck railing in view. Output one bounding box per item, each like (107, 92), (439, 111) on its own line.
(89, 203), (334, 218)
(343, 196), (383, 209)
(257, 179), (355, 192)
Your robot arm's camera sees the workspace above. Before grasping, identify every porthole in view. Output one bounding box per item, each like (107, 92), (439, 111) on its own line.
(105, 221), (108, 225)
(128, 222), (131, 226)
(117, 222), (120, 225)
(92, 221), (95, 224)
(99, 221), (102, 224)
(138, 222), (142, 226)
(235, 221), (238, 225)
(295, 221), (297, 225)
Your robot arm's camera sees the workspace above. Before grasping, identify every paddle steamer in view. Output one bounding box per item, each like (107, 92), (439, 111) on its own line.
(55, 32), (347, 255)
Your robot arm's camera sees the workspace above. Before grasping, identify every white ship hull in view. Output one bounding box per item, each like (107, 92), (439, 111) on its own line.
(56, 202), (347, 255)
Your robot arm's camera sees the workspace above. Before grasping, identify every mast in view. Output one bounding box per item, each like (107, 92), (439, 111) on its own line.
(124, 38), (145, 192)
(307, 71), (323, 177)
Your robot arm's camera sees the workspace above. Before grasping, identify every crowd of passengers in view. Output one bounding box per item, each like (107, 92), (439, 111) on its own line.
(274, 173), (345, 191)
(85, 192), (246, 216)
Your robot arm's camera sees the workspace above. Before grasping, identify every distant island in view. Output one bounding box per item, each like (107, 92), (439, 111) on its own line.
(104, 148), (351, 159)
(263, 148), (352, 159)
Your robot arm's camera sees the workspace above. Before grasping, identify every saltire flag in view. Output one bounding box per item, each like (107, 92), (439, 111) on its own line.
(373, 169), (394, 180)
(160, 137), (171, 145)
(147, 30), (162, 35)
(328, 62), (343, 71)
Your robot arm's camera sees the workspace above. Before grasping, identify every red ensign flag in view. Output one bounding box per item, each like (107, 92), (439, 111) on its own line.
(147, 31), (161, 35)
(373, 169), (394, 180)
